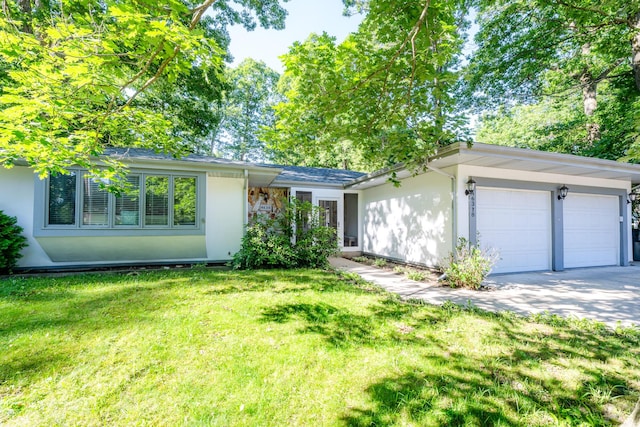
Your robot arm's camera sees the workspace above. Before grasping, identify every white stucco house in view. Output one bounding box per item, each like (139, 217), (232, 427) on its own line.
(2, 142), (640, 274)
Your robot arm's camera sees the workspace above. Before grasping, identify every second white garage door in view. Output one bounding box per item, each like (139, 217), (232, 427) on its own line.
(476, 187), (552, 274)
(563, 193), (619, 268)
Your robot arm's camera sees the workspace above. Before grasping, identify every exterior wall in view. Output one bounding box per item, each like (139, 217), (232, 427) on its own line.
(0, 167), (247, 268)
(362, 170), (454, 267)
(205, 176), (245, 261)
(457, 164), (633, 265)
(0, 167), (51, 267)
(36, 235), (206, 263)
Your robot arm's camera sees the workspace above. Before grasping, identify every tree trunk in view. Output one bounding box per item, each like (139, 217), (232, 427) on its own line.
(18, 0), (32, 33)
(580, 69), (600, 144)
(632, 12), (640, 93)
(621, 396), (640, 427)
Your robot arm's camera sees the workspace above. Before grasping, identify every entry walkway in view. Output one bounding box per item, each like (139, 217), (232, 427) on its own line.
(330, 257), (640, 329)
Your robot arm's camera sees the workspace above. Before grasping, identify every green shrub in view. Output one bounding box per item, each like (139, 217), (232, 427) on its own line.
(231, 199), (339, 270)
(351, 256), (370, 264)
(231, 216), (297, 269)
(442, 237), (497, 289)
(0, 210), (28, 274)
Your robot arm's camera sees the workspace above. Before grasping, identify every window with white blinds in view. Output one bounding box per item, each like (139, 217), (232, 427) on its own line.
(45, 171), (199, 230)
(82, 176), (110, 226)
(145, 176), (169, 226)
(115, 176), (140, 226)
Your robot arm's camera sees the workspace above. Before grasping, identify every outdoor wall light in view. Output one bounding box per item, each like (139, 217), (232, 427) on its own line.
(465, 178), (476, 196)
(557, 185), (569, 200)
(628, 192), (637, 204)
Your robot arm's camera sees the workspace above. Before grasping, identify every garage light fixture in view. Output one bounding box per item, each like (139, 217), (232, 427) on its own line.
(465, 178), (476, 196)
(628, 192), (637, 204)
(557, 185), (569, 200)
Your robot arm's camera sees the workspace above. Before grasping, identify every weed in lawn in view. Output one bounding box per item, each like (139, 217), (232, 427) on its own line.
(373, 258), (387, 268)
(406, 270), (427, 281)
(393, 266), (406, 274)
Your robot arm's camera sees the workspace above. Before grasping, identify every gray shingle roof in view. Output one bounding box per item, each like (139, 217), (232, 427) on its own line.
(266, 164), (366, 185)
(104, 147), (256, 168)
(103, 148), (365, 186)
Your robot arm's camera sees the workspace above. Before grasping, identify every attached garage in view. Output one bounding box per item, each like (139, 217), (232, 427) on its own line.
(563, 193), (620, 268)
(476, 187), (552, 274)
(344, 142), (640, 275)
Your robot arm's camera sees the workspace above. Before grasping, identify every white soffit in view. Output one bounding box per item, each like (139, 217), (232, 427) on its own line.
(247, 171), (280, 187)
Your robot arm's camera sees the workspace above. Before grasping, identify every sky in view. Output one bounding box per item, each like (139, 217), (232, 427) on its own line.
(227, 0), (363, 73)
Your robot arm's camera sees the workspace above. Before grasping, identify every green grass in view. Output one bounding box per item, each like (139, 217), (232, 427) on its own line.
(1, 268), (639, 426)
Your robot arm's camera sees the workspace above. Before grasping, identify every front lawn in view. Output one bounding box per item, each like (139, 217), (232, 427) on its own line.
(1, 268), (638, 426)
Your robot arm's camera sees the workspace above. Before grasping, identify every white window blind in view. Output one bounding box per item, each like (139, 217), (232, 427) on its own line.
(115, 175), (141, 226)
(82, 176), (109, 226)
(145, 176), (169, 226)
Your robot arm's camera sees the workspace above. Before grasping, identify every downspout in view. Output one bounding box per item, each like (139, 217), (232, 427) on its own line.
(426, 165), (457, 251)
(243, 169), (249, 227)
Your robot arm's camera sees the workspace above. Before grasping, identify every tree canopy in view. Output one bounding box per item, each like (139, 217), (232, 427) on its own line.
(0, 0), (287, 182)
(267, 0), (471, 173)
(2, 0), (640, 180)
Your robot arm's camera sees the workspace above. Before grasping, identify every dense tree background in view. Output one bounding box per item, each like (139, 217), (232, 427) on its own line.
(2, 0), (640, 179)
(213, 58), (281, 162)
(466, 0), (640, 162)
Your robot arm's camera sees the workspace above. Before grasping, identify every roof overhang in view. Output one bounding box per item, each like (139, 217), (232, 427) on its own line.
(347, 142), (640, 189)
(99, 150), (282, 187)
(270, 180), (347, 189)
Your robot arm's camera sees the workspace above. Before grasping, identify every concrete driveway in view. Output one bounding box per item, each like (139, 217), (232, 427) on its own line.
(330, 258), (640, 329)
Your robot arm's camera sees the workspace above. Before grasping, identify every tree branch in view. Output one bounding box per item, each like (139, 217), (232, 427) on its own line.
(552, 0), (631, 26)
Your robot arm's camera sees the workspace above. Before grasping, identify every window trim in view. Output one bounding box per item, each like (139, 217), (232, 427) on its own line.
(34, 169), (205, 237)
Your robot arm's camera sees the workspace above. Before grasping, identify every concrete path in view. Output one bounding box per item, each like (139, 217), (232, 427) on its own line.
(330, 257), (640, 329)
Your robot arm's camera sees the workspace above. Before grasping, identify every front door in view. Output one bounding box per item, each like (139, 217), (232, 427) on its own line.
(317, 198), (341, 246)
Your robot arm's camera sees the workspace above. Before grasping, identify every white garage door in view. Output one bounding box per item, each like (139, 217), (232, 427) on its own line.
(563, 193), (619, 268)
(476, 187), (552, 274)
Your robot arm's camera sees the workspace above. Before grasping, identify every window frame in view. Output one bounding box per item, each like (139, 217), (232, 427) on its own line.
(35, 169), (205, 237)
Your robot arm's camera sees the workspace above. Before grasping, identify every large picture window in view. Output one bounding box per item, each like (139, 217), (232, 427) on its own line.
(45, 171), (200, 230)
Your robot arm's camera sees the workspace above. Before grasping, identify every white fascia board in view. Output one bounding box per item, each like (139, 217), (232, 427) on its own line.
(459, 142), (640, 178)
(347, 142), (640, 189)
(272, 180), (346, 189)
